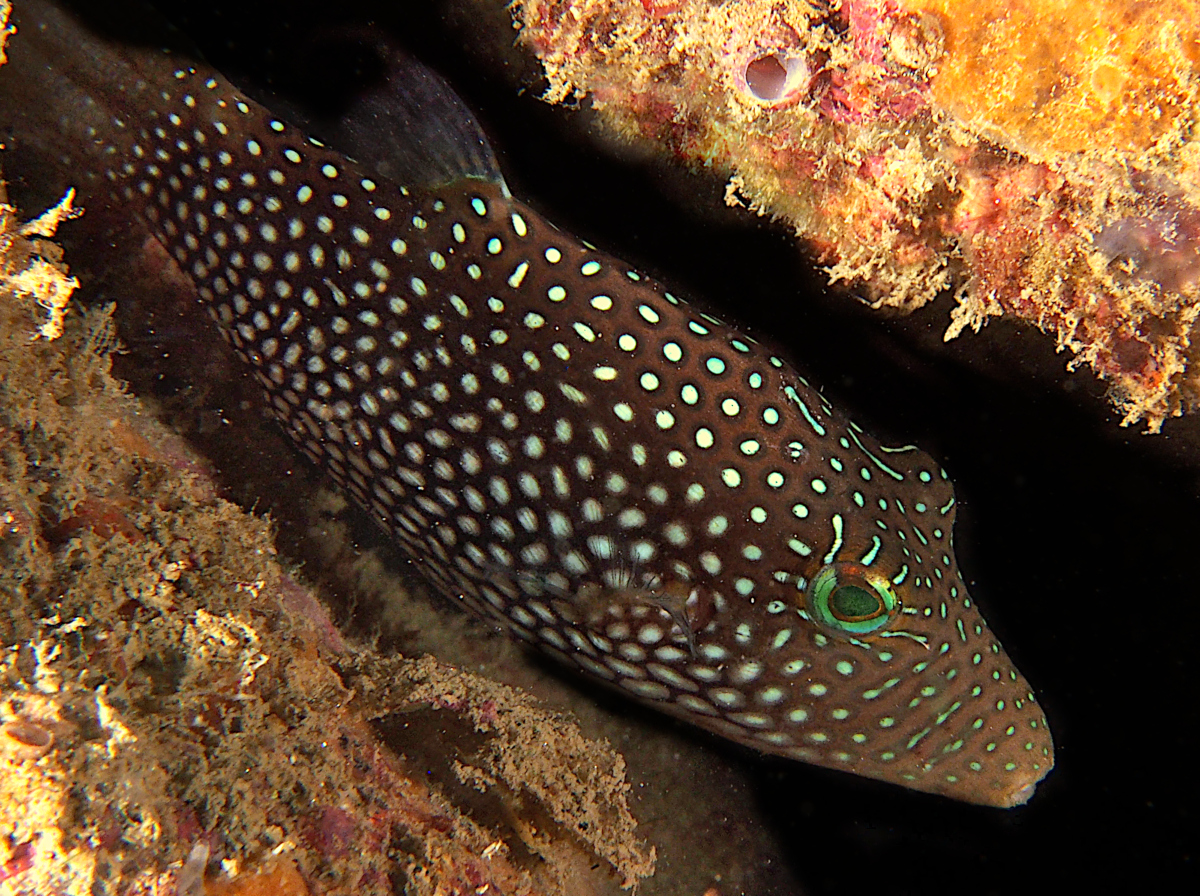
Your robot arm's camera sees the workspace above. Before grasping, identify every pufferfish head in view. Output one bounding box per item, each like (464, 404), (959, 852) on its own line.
(656, 382), (1055, 807)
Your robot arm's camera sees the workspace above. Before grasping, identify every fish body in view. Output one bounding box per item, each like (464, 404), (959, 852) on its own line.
(0, 0), (1052, 806)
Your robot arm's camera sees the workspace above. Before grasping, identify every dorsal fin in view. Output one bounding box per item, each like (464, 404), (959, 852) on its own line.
(330, 46), (508, 194)
(152, 9), (508, 194)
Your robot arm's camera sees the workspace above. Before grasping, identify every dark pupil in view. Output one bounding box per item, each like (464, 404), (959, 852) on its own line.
(830, 585), (882, 620)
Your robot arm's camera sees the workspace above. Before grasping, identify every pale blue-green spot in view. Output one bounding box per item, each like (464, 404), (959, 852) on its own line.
(822, 513), (843, 563)
(784, 386), (826, 436)
(936, 701), (963, 726)
(846, 428), (905, 481)
(507, 261), (529, 288)
(906, 728), (930, 750)
(559, 383), (587, 404)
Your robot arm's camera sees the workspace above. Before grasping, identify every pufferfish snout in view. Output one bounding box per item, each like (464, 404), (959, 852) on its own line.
(0, 0), (1053, 807)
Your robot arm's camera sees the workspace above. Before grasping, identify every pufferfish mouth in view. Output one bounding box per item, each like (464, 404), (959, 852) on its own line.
(829, 638), (1054, 806)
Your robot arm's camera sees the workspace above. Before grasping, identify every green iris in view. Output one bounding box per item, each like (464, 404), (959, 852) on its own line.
(806, 564), (900, 637)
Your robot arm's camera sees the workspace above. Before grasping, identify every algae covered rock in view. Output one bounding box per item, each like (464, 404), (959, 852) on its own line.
(512, 0), (1200, 430)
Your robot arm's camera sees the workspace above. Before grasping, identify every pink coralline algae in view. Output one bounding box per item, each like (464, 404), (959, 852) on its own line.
(512, 0), (1200, 431)
(816, 0), (938, 124)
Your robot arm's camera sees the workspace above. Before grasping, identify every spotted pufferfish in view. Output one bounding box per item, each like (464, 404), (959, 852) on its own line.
(0, 0), (1053, 806)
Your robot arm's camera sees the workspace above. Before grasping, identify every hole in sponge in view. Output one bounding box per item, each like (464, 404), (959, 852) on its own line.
(745, 54), (789, 101)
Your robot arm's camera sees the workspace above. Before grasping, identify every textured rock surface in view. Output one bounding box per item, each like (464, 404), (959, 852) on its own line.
(511, 0), (1200, 430)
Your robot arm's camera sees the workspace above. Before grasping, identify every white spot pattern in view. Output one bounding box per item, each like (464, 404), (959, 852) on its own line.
(70, 47), (1052, 807)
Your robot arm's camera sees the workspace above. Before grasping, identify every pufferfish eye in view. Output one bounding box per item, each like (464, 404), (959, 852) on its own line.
(805, 562), (901, 637)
